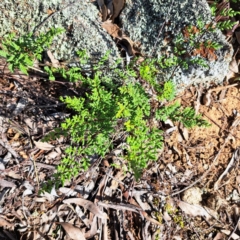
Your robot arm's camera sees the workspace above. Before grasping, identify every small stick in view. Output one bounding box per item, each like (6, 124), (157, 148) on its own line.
(227, 216), (240, 240)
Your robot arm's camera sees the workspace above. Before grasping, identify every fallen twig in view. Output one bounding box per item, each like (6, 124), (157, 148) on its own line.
(98, 201), (142, 213)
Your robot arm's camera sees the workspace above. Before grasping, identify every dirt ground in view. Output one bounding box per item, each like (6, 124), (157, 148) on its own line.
(1, 0), (240, 239)
(0, 54), (240, 240)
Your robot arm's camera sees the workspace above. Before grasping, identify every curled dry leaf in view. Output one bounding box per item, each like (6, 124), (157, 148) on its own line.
(84, 216), (98, 239)
(229, 58), (239, 73)
(106, 1), (113, 17)
(33, 140), (54, 151)
(57, 222), (86, 240)
(102, 20), (121, 38)
(202, 90), (212, 106)
(133, 191), (151, 211)
(0, 179), (16, 188)
(76, 205), (91, 228)
(178, 201), (213, 220)
(63, 198), (108, 219)
(0, 217), (14, 229)
(218, 89), (227, 101)
(111, 0), (124, 22)
(140, 211), (162, 226)
(214, 147), (240, 190)
(47, 50), (60, 68)
(180, 127), (189, 141)
(221, 229), (240, 240)
(97, 0), (108, 21)
(235, 29), (240, 45)
(102, 20), (140, 58)
(213, 232), (226, 240)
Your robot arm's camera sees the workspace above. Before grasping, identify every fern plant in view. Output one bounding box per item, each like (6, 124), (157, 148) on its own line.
(0, 28), (210, 186)
(0, 28), (64, 74)
(53, 57), (209, 184)
(210, 1), (240, 31)
(57, 72), (162, 183)
(155, 101), (210, 128)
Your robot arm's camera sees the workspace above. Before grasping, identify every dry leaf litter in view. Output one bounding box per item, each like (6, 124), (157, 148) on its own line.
(1, 0), (240, 239)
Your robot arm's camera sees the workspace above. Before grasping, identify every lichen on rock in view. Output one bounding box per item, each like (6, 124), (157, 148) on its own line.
(120, 0), (233, 91)
(0, 0), (234, 91)
(0, 0), (119, 63)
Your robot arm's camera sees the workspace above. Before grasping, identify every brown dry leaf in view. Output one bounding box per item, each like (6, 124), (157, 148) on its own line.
(102, 20), (122, 38)
(47, 50), (60, 68)
(235, 29), (240, 44)
(0, 179), (16, 188)
(102, 21), (140, 58)
(172, 236), (182, 240)
(213, 232), (226, 240)
(229, 58), (239, 73)
(57, 222), (86, 240)
(120, 38), (135, 56)
(47, 9), (55, 15)
(6, 170), (21, 180)
(136, 57), (145, 64)
(179, 126), (189, 141)
(9, 82), (15, 90)
(182, 26), (200, 39)
(33, 140), (54, 151)
(96, 0), (105, 9)
(63, 198), (108, 219)
(221, 229), (240, 239)
(178, 201), (213, 220)
(202, 90), (212, 106)
(106, 1), (113, 17)
(226, 69), (237, 81)
(214, 147), (240, 190)
(97, 0), (108, 21)
(10, 132), (20, 142)
(192, 42), (218, 61)
(84, 216), (98, 239)
(218, 89), (227, 101)
(231, 21), (240, 35)
(0, 217), (14, 229)
(110, 170), (125, 190)
(111, 0), (124, 22)
(140, 211), (162, 226)
(19, 151), (28, 159)
(75, 205), (92, 228)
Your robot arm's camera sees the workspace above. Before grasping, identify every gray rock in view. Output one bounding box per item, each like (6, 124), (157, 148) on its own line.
(120, 0), (233, 91)
(0, 0), (119, 63)
(0, 0), (233, 91)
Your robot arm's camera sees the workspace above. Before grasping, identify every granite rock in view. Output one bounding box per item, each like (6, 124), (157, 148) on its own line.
(120, 0), (233, 91)
(0, 0), (233, 91)
(0, 0), (119, 63)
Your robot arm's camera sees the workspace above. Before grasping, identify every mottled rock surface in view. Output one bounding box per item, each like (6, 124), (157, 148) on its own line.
(0, 0), (233, 91)
(120, 0), (233, 90)
(0, 0), (119, 63)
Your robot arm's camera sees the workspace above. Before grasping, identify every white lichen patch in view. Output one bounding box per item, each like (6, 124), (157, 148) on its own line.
(120, 0), (233, 91)
(0, 0), (119, 63)
(182, 187), (203, 205)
